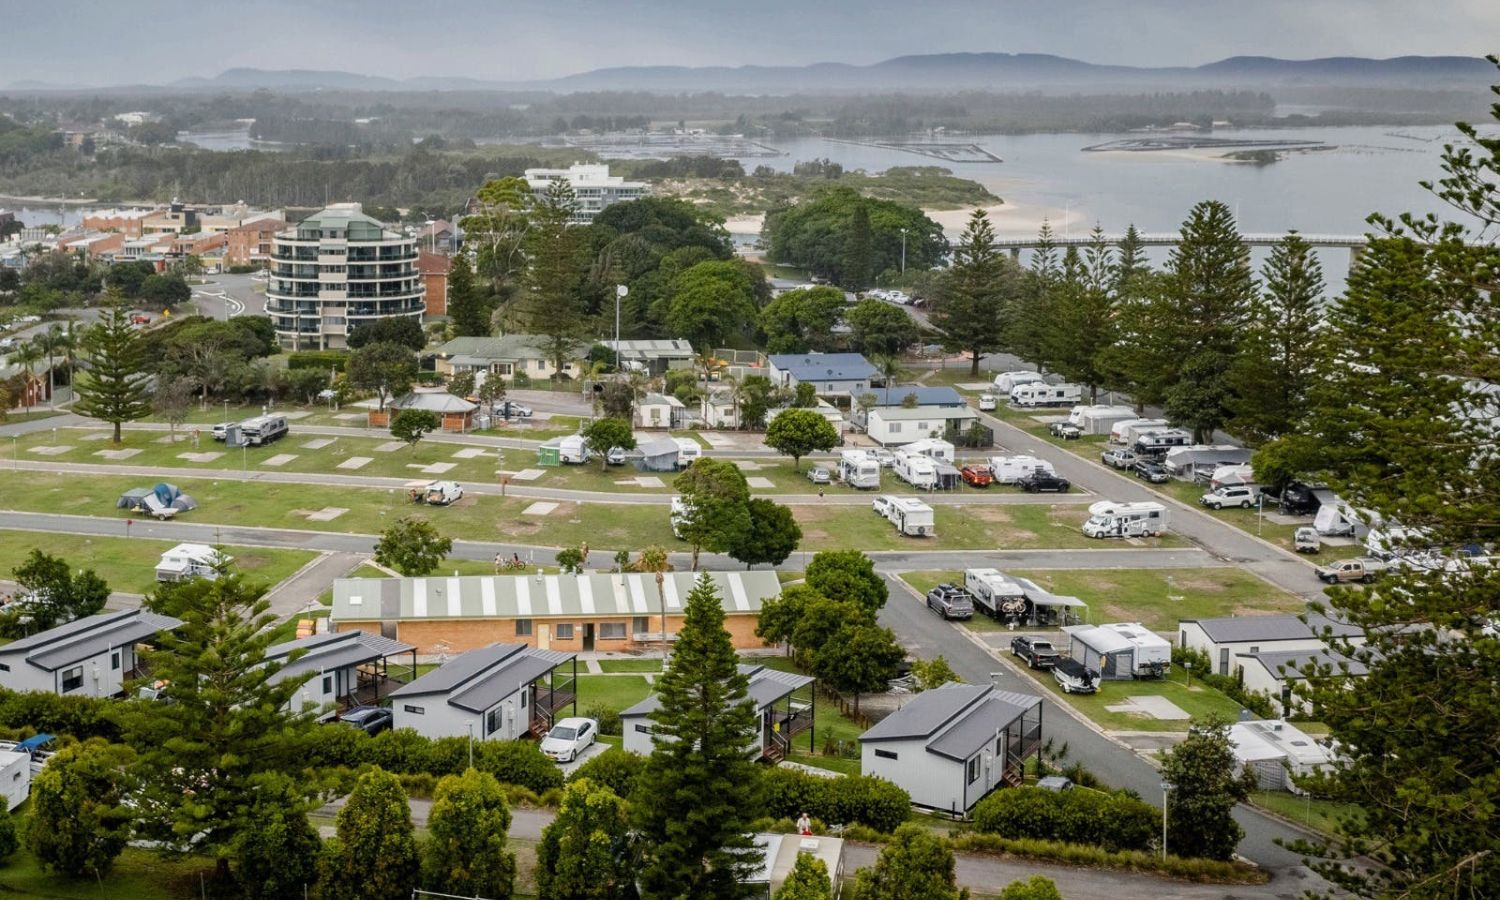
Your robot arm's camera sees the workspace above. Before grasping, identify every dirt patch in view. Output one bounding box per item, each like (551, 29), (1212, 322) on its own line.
(966, 507), (1016, 524)
(1168, 573), (1236, 594)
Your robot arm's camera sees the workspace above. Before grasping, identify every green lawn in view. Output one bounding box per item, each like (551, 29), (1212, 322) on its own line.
(1018, 662), (1245, 732)
(596, 658), (664, 673)
(0, 409), (68, 425)
(575, 674), (654, 714)
(0, 840), (213, 898)
(1250, 790), (1364, 837)
(0, 530), (318, 596)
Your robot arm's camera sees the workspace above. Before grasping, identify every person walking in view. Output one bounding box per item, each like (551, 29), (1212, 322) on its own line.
(796, 812), (812, 835)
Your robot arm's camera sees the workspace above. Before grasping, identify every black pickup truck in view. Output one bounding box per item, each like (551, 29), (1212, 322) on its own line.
(1010, 636), (1060, 669)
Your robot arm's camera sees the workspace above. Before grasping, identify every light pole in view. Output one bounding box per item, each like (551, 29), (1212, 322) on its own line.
(1257, 493), (1264, 536)
(614, 284), (628, 372)
(899, 228), (907, 274)
(466, 722), (474, 769)
(1160, 781), (1173, 859)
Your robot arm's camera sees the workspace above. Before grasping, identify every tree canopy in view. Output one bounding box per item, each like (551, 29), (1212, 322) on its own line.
(374, 516), (453, 576)
(765, 187), (947, 283)
(764, 407), (841, 470)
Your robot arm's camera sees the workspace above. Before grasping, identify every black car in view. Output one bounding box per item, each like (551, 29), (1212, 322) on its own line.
(1132, 460), (1170, 483)
(926, 584), (974, 620)
(1010, 636), (1060, 669)
(1018, 472), (1071, 493)
(337, 706), (393, 736)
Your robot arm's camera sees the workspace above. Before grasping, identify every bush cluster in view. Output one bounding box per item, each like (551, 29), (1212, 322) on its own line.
(0, 689), (122, 743)
(761, 767), (910, 833)
(950, 832), (1267, 884)
(295, 726), (564, 795)
(287, 350), (350, 372)
(970, 786), (1158, 853)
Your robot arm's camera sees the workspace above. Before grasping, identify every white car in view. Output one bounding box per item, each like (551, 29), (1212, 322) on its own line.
(868, 448), (896, 468)
(806, 466), (832, 485)
(540, 717), (598, 763)
(211, 422), (233, 441)
(866, 289), (889, 300)
(887, 291), (910, 304)
(978, 394), (997, 411)
(871, 495), (896, 517)
(606, 446), (627, 465)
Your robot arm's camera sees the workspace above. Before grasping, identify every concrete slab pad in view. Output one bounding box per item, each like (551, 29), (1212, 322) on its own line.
(958, 382), (994, 391)
(522, 502), (559, 516)
(1264, 513), (1310, 526)
(93, 448), (141, 460)
(510, 468), (544, 482)
(698, 432), (734, 448)
(745, 476), (775, 489)
(634, 476), (665, 488)
(337, 456), (372, 470)
(300, 439), (335, 450)
(154, 434), (188, 444)
(1108, 695), (1190, 720)
(79, 432), (113, 441)
(27, 445), (73, 456)
(281, 411), (311, 420)
(451, 447), (489, 459)
(305, 507), (348, 522)
(261, 453), (298, 467)
(177, 452), (224, 463)
(732, 459), (763, 471)
(374, 441), (406, 452)
(420, 462), (456, 475)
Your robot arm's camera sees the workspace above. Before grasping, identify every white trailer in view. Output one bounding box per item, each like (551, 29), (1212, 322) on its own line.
(838, 451), (881, 489)
(557, 434), (591, 464)
(1068, 404), (1135, 430)
(904, 438), (955, 464)
(987, 455), (1056, 484)
(239, 414), (289, 446)
(885, 497), (935, 537)
(1112, 418), (1168, 445)
(1062, 623), (1171, 680)
(893, 451), (938, 490)
(964, 568), (1027, 620)
(1209, 464), (1256, 490)
(0, 750), (29, 810)
(1010, 382), (1084, 408)
(1082, 501), (1169, 539)
(993, 371), (1044, 394)
(1314, 500), (1364, 537)
(673, 437), (702, 466)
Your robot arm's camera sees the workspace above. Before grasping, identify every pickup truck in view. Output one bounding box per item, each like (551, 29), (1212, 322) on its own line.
(959, 465), (993, 488)
(1316, 557), (1387, 584)
(1018, 472), (1070, 493)
(1010, 636), (1060, 669)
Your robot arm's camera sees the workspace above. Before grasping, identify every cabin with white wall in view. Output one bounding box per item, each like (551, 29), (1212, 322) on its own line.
(0, 609), (181, 698)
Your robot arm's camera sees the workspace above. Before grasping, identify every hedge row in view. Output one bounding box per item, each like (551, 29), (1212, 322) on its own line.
(970, 785), (1158, 853)
(950, 832), (1268, 884)
(287, 350), (350, 372)
(761, 766), (910, 834)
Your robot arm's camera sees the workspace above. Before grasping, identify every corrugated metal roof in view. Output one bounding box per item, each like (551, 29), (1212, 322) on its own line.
(1185, 614), (1361, 644)
(927, 692), (1041, 761)
(389, 643), (573, 713)
(1238, 648), (1371, 679)
(332, 571), (782, 622)
(862, 386), (966, 407)
(859, 683), (989, 742)
(23, 611), (181, 672)
(264, 631), (415, 684)
(621, 663), (813, 718)
(768, 353), (877, 382)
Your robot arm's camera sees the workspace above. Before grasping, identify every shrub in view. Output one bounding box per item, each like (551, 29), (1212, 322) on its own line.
(585, 703), (622, 736)
(364, 728), (436, 775)
(761, 768), (909, 833)
(949, 832), (1266, 884)
(287, 350), (350, 372)
(970, 787), (1158, 853)
(0, 689), (123, 742)
(472, 739), (564, 794)
(512, 371), (531, 388)
(566, 746), (645, 798)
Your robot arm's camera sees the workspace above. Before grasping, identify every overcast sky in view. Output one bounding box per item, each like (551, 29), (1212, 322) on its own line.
(3, 0), (1497, 85)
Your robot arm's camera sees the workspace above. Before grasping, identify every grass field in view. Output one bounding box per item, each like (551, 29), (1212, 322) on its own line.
(0, 530), (318, 596)
(1014, 662), (1245, 732)
(0, 840), (213, 899)
(1250, 790), (1364, 837)
(596, 658), (664, 673)
(575, 674), (654, 714)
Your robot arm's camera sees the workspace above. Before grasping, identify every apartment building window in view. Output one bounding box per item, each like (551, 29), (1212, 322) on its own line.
(600, 623), (626, 640)
(556, 624), (575, 640)
(61, 667), (83, 693)
(515, 619), (533, 636)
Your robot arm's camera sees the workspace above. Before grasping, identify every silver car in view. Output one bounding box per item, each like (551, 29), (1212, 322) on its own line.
(806, 466), (832, 485)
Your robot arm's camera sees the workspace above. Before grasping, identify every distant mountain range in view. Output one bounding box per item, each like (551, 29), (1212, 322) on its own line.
(8, 53), (1496, 95)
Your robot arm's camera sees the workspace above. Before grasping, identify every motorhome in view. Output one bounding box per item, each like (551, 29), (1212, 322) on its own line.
(1111, 419), (1168, 445)
(987, 455), (1056, 485)
(1009, 382), (1083, 408)
(993, 371), (1044, 394)
(884, 497), (935, 537)
(239, 415), (289, 446)
(1082, 501), (1169, 539)
(837, 450), (881, 489)
(964, 568), (1028, 621)
(893, 451), (938, 490)
(904, 438), (955, 464)
(1132, 428), (1193, 458)
(423, 481), (463, 505)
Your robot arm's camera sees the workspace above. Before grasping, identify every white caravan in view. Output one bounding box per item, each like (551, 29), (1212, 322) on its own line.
(239, 414), (289, 446)
(884, 496), (935, 537)
(1314, 499), (1364, 537)
(987, 455), (1056, 485)
(669, 496), (693, 539)
(964, 568), (1028, 619)
(1010, 382), (1084, 408)
(1082, 501), (1170, 539)
(1110, 418), (1168, 445)
(838, 450), (882, 489)
(1209, 464), (1256, 490)
(904, 438), (956, 464)
(893, 451), (938, 490)
(993, 371), (1045, 394)
(673, 437), (702, 466)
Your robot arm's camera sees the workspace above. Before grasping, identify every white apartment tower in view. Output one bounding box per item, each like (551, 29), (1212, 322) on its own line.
(267, 203), (424, 350)
(524, 164), (647, 224)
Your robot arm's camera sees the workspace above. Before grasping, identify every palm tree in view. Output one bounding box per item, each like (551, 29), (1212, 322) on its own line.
(10, 341), (43, 413)
(875, 354), (903, 387)
(50, 322), (78, 393)
(694, 351), (725, 422)
(634, 546), (672, 643)
(719, 371), (741, 430)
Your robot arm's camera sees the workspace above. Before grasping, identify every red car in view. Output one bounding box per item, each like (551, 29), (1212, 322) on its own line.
(960, 464), (994, 487)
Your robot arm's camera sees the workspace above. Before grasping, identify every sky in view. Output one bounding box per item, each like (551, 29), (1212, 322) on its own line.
(1, 0), (1497, 86)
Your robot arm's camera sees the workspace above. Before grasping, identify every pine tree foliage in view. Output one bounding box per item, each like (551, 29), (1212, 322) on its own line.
(1158, 715), (1251, 862)
(930, 209), (1012, 376)
(850, 823), (961, 900)
(73, 295), (151, 443)
(423, 768), (517, 899)
(446, 253), (492, 337)
(537, 779), (639, 900)
(774, 852), (833, 900)
(321, 768), (420, 900)
(633, 575), (763, 899)
(26, 739), (135, 879)
(1046, 228), (1118, 401)
(525, 179), (588, 376)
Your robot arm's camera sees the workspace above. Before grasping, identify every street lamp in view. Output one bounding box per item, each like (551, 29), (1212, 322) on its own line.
(1160, 781), (1174, 859)
(899, 228), (907, 274)
(614, 284), (628, 372)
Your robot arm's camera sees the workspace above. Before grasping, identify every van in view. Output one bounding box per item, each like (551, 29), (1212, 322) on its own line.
(239, 415), (289, 446)
(1082, 501), (1169, 539)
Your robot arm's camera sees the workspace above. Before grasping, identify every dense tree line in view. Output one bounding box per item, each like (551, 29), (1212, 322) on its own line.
(765, 186), (947, 288)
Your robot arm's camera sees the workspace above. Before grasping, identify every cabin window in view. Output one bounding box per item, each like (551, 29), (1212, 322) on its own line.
(600, 623), (626, 640)
(556, 624), (575, 640)
(61, 667), (83, 692)
(889, 423), (903, 434)
(486, 707), (503, 736)
(874, 749), (898, 761)
(515, 619), (533, 636)
(322, 675), (333, 695)
(0, 664), (8, 672)
(635, 723), (652, 735)
(633, 617), (650, 634)
(403, 705), (425, 715)
(967, 756), (981, 785)
(520, 691), (528, 710)
(1249, 646), (1260, 655)
(111, 652), (121, 671)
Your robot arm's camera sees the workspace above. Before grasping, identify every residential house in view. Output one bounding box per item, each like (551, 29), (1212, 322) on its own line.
(263, 630), (417, 714)
(851, 385), (967, 427)
(224, 216), (284, 268)
(141, 203), (199, 236)
(331, 570), (782, 655)
(860, 683), (1043, 815)
(635, 392), (687, 430)
(433, 335), (585, 382)
(600, 339), (696, 376)
(0, 359), (52, 408)
(388, 642), (577, 740)
(767, 353), (877, 397)
(0, 609), (182, 698)
(1237, 648), (1371, 716)
(864, 406), (978, 447)
(417, 250), (450, 316)
(620, 663), (815, 762)
(414, 219), (457, 253)
(1229, 719), (1338, 792)
(1177, 614), (1365, 677)
(386, 389), (478, 433)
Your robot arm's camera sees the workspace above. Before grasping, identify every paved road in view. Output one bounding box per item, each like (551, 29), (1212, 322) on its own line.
(261, 550), (363, 619)
(191, 272), (265, 320)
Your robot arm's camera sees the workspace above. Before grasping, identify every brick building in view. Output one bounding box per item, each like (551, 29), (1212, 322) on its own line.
(417, 250), (450, 316)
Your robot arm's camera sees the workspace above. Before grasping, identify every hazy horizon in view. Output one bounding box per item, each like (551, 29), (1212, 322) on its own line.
(2, 0), (1497, 87)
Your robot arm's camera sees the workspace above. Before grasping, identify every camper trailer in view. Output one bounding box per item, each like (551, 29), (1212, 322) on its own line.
(884, 497), (935, 537)
(904, 438), (955, 464)
(893, 451), (938, 490)
(993, 371), (1044, 394)
(1314, 499), (1363, 537)
(557, 434), (591, 465)
(1132, 428), (1193, 458)
(964, 568), (1028, 621)
(669, 496), (693, 539)
(1111, 419), (1169, 445)
(673, 438), (702, 466)
(1209, 464), (1256, 490)
(1069, 405), (1139, 436)
(1062, 623), (1171, 680)
(987, 455), (1056, 485)
(1010, 382), (1084, 408)
(156, 544), (232, 582)
(239, 415), (289, 446)
(838, 451), (881, 489)
(423, 481), (463, 505)
(1082, 501), (1169, 539)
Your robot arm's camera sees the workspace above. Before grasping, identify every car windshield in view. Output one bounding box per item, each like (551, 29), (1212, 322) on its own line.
(1086, 515), (1109, 526)
(548, 726), (577, 740)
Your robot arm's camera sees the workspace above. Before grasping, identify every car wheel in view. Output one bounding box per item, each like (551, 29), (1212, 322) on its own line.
(1362, 574), (1374, 584)
(1241, 500), (1252, 509)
